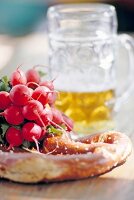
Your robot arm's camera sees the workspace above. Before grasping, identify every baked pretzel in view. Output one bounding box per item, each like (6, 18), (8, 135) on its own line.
(0, 131), (132, 183)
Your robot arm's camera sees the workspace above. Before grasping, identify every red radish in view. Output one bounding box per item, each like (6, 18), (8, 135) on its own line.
(22, 100), (43, 120)
(51, 108), (64, 125)
(35, 107), (53, 126)
(0, 105), (24, 125)
(39, 80), (57, 105)
(22, 122), (42, 151)
(48, 93), (57, 106)
(40, 81), (54, 91)
(26, 69), (40, 85)
(29, 88), (34, 96)
(6, 127), (23, 149)
(9, 84), (31, 106)
(26, 81), (39, 89)
(0, 91), (11, 110)
(35, 107), (68, 137)
(22, 122), (42, 141)
(39, 129), (47, 141)
(62, 114), (74, 131)
(49, 108), (70, 138)
(32, 86), (51, 106)
(10, 68), (27, 86)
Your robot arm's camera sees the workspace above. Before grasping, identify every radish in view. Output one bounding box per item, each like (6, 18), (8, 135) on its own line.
(39, 80), (57, 105)
(49, 108), (71, 138)
(34, 106), (69, 139)
(35, 107), (53, 126)
(29, 88), (34, 96)
(40, 80), (54, 91)
(26, 81), (39, 90)
(22, 100), (43, 120)
(51, 108), (64, 125)
(48, 108), (70, 139)
(48, 92), (57, 106)
(32, 86), (51, 106)
(0, 105), (24, 125)
(22, 122), (42, 151)
(6, 127), (23, 149)
(35, 107), (68, 136)
(9, 84), (31, 106)
(0, 91), (11, 110)
(62, 114), (74, 131)
(10, 68), (27, 86)
(26, 69), (40, 85)
(39, 129), (47, 141)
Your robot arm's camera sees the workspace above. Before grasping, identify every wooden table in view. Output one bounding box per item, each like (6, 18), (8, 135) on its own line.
(0, 33), (134, 200)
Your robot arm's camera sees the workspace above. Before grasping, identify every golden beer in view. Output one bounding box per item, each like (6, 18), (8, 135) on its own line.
(55, 89), (115, 134)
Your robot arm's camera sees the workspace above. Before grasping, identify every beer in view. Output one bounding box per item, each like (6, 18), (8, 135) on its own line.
(55, 89), (115, 134)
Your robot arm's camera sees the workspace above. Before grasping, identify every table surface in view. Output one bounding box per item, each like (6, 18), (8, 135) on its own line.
(0, 33), (134, 200)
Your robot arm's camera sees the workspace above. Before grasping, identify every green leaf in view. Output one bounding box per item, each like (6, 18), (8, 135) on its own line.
(0, 126), (4, 143)
(0, 76), (10, 92)
(2, 76), (9, 84)
(61, 124), (67, 130)
(1, 123), (10, 137)
(0, 135), (4, 143)
(12, 125), (21, 130)
(47, 125), (63, 136)
(0, 81), (7, 91)
(38, 70), (47, 77)
(22, 141), (31, 148)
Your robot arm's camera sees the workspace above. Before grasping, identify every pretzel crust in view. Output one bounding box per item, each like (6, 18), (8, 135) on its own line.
(0, 131), (132, 183)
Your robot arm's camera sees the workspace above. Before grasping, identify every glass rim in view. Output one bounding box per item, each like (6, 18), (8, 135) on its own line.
(47, 3), (116, 16)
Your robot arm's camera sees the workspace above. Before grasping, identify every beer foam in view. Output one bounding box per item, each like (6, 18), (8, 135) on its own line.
(54, 75), (115, 92)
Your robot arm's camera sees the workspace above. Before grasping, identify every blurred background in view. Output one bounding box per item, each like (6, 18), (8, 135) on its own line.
(0, 0), (134, 74)
(0, 0), (133, 36)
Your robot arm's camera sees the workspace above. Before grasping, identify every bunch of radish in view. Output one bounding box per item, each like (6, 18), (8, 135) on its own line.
(0, 67), (74, 151)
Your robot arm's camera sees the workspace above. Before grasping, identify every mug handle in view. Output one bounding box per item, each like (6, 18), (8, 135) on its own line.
(114, 34), (134, 112)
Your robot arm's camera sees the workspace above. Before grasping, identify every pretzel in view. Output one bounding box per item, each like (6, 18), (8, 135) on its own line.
(0, 131), (132, 183)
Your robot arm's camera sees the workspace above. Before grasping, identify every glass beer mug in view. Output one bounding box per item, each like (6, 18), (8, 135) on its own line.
(47, 4), (134, 134)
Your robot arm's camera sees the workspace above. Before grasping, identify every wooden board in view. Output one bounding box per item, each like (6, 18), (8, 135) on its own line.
(0, 154), (134, 200)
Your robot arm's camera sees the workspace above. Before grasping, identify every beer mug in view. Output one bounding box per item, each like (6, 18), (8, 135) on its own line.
(47, 4), (134, 134)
